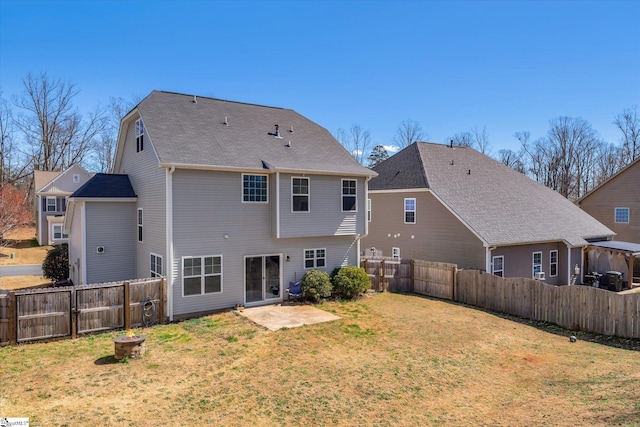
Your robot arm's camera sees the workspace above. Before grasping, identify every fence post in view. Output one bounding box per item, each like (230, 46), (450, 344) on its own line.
(381, 259), (386, 292)
(451, 266), (457, 302)
(124, 281), (131, 330)
(159, 278), (166, 324)
(70, 287), (77, 339)
(9, 291), (16, 346)
(410, 259), (415, 293)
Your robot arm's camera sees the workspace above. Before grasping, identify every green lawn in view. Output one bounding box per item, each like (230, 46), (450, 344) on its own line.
(1, 292), (639, 426)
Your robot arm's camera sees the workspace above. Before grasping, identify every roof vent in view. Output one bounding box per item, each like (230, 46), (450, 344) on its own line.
(450, 160), (454, 166)
(286, 141), (292, 148)
(271, 124), (282, 139)
(467, 169), (471, 175)
(223, 116), (228, 126)
(450, 139), (453, 148)
(289, 125), (294, 133)
(192, 95), (197, 103)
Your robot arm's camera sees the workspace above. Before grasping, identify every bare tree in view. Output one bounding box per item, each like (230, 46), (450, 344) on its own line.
(335, 125), (371, 165)
(13, 73), (107, 172)
(614, 106), (640, 164)
(471, 126), (491, 155)
(594, 143), (623, 186)
(497, 149), (525, 173)
(394, 119), (424, 149)
(0, 92), (14, 184)
(449, 131), (474, 148)
(92, 96), (136, 172)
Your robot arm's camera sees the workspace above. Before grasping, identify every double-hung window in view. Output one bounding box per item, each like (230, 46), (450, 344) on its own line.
(183, 255), (223, 296)
(151, 253), (163, 277)
(532, 252), (542, 277)
(549, 250), (558, 277)
(46, 197), (57, 212)
(137, 208), (143, 242)
(492, 256), (504, 277)
(135, 119), (144, 152)
(304, 249), (326, 269)
(292, 177), (309, 212)
(342, 179), (357, 212)
(404, 198), (416, 224)
(52, 224), (68, 240)
(615, 207), (630, 223)
(242, 174), (268, 202)
(367, 198), (372, 222)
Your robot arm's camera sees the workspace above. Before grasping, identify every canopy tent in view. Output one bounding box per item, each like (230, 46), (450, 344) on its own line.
(586, 241), (640, 289)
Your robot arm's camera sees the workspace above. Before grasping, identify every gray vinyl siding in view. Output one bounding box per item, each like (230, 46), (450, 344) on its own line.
(68, 202), (83, 285)
(278, 174), (365, 238)
(491, 242), (572, 285)
(115, 117), (167, 279)
(171, 169), (360, 316)
(363, 191), (485, 269)
(579, 162), (640, 244)
(85, 202), (136, 284)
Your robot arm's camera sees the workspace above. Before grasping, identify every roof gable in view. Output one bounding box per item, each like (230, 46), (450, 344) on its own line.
(37, 164), (91, 194)
(578, 155), (640, 204)
(34, 170), (62, 193)
(116, 91), (375, 177)
(70, 174), (136, 199)
(371, 142), (614, 247)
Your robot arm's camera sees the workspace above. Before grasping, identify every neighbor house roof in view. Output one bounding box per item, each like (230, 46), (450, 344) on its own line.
(34, 170), (62, 193)
(120, 90), (376, 177)
(370, 142), (614, 247)
(70, 174), (136, 199)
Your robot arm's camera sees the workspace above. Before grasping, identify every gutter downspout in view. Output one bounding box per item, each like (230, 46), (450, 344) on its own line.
(166, 165), (175, 321)
(567, 245), (572, 285)
(276, 172), (280, 239)
(81, 202), (87, 285)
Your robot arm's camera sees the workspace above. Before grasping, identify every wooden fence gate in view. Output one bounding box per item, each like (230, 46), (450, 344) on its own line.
(16, 287), (73, 343)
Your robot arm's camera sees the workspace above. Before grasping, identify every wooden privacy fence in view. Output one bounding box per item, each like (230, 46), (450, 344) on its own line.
(360, 257), (640, 339)
(361, 257), (456, 300)
(456, 270), (640, 339)
(0, 278), (166, 346)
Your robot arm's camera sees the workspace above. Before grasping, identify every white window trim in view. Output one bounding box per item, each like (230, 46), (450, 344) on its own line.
(304, 248), (326, 270)
(51, 223), (68, 241)
(241, 173), (269, 203)
(404, 198), (416, 224)
(46, 196), (57, 212)
(614, 207), (630, 223)
(291, 176), (310, 213)
(549, 250), (558, 277)
(392, 247), (400, 259)
(367, 198), (372, 222)
(182, 255), (223, 297)
(137, 208), (143, 243)
(492, 255), (504, 277)
(135, 118), (144, 152)
(341, 179), (357, 212)
(532, 251), (542, 278)
(151, 253), (163, 278)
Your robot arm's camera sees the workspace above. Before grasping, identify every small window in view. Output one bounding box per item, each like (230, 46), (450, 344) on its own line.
(73, 174), (80, 183)
(137, 208), (143, 242)
(492, 256), (504, 277)
(242, 174), (268, 202)
(532, 251), (542, 277)
(392, 247), (400, 259)
(404, 198), (416, 224)
(342, 179), (357, 212)
(550, 250), (558, 277)
(46, 197), (57, 212)
(135, 119), (144, 152)
(304, 248), (326, 269)
(615, 207), (629, 223)
(151, 253), (163, 277)
(183, 255), (222, 296)
(52, 224), (68, 240)
(367, 198), (372, 222)
(292, 177), (309, 212)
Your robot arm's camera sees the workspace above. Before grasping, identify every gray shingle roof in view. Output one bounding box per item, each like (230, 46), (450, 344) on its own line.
(70, 174), (136, 198)
(371, 142), (614, 247)
(134, 91), (375, 176)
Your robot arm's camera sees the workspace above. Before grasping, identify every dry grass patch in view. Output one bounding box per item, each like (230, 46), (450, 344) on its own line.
(0, 275), (51, 291)
(0, 226), (50, 266)
(1, 292), (639, 426)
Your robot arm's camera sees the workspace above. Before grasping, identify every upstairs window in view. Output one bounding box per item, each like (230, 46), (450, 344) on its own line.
(615, 207), (629, 223)
(492, 256), (504, 277)
(46, 197), (57, 212)
(404, 198), (416, 224)
(292, 177), (309, 212)
(242, 174), (268, 202)
(151, 253), (163, 277)
(367, 198), (372, 222)
(304, 248), (326, 269)
(342, 179), (357, 212)
(137, 208), (143, 242)
(135, 119), (144, 152)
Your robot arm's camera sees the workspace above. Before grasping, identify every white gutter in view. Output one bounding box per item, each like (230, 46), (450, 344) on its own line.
(158, 161), (376, 178)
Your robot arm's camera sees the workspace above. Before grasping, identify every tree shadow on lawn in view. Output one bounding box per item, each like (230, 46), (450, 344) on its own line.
(401, 292), (640, 352)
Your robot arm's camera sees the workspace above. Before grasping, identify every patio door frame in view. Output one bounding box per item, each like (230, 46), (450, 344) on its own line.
(244, 253), (283, 307)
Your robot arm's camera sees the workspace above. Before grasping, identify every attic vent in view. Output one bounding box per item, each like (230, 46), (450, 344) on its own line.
(192, 95), (197, 103)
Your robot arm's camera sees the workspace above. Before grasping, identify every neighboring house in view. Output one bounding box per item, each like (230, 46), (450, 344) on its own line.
(577, 156), (640, 244)
(33, 164), (92, 246)
(363, 142), (614, 285)
(65, 90), (376, 319)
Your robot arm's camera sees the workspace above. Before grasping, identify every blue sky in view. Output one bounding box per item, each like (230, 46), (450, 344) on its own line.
(1, 0), (639, 155)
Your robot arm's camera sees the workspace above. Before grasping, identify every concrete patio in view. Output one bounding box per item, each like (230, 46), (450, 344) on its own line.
(238, 303), (341, 331)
